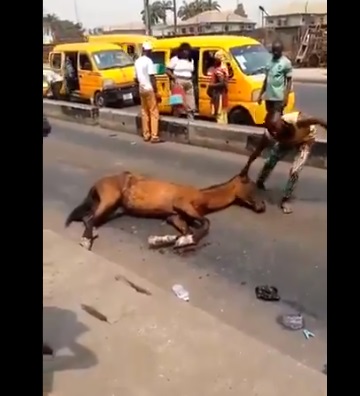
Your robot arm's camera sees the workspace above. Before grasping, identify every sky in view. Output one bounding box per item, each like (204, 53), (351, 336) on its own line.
(43, 0), (289, 28)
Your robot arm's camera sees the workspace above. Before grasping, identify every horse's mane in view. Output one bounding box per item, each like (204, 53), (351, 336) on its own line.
(200, 174), (240, 192)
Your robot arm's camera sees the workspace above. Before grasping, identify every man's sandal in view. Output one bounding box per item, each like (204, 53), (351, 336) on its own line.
(280, 200), (293, 214)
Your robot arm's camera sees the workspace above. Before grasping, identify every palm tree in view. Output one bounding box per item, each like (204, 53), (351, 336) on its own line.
(43, 13), (59, 23)
(202, 1), (221, 12)
(157, 0), (174, 24)
(141, 2), (163, 26)
(177, 0), (221, 21)
(177, 0), (201, 20)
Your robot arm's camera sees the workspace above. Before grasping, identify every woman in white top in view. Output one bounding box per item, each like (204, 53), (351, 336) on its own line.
(166, 42), (195, 118)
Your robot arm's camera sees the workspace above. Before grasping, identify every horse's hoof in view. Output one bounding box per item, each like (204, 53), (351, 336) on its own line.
(80, 237), (91, 250)
(148, 235), (178, 248)
(174, 234), (195, 248)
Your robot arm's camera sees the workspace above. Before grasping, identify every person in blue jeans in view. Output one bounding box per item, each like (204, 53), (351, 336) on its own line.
(258, 40), (293, 134)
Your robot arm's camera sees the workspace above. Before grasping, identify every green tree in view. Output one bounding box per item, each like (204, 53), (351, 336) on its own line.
(177, 0), (221, 21)
(141, 1), (172, 26)
(43, 13), (85, 42)
(202, 1), (221, 12)
(157, 0), (174, 24)
(43, 13), (59, 23)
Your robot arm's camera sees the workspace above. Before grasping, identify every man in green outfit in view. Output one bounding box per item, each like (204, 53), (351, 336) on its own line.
(258, 40), (293, 134)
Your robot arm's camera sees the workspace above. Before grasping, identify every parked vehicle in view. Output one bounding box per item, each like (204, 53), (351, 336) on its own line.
(151, 35), (296, 125)
(48, 42), (139, 107)
(88, 34), (157, 60)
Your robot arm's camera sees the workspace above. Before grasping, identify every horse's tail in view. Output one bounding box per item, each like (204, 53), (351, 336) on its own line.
(65, 187), (99, 227)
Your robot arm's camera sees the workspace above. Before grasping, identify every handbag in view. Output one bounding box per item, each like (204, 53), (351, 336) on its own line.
(169, 94), (184, 106)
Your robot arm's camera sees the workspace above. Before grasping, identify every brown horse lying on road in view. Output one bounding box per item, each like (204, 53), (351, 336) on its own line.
(65, 171), (266, 250)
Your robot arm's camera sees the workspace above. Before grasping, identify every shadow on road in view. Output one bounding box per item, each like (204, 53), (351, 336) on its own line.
(43, 306), (98, 395)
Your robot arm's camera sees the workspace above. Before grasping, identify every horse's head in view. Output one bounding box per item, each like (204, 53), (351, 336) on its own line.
(234, 174), (266, 213)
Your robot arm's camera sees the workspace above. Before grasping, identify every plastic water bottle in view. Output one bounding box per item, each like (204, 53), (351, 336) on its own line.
(172, 284), (189, 302)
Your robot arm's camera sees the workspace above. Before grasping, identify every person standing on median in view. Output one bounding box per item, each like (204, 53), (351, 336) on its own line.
(134, 42), (162, 143)
(166, 42), (196, 119)
(258, 40), (293, 134)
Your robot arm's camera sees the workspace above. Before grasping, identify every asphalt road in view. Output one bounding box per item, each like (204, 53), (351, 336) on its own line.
(294, 82), (327, 120)
(43, 119), (327, 372)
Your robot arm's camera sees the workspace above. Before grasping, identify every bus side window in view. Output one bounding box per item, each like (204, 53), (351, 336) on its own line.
(50, 53), (62, 70)
(201, 51), (216, 76)
(127, 45), (137, 60)
(150, 51), (166, 75)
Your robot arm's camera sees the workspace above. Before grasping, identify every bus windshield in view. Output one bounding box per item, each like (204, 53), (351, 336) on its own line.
(230, 44), (271, 76)
(92, 50), (134, 70)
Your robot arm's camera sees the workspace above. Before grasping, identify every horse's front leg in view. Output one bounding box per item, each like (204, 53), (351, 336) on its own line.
(148, 215), (189, 248)
(172, 203), (210, 248)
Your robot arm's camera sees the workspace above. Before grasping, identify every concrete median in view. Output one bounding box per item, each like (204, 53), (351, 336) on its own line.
(189, 120), (327, 169)
(99, 107), (189, 144)
(44, 229), (326, 396)
(43, 99), (99, 125)
(43, 100), (327, 170)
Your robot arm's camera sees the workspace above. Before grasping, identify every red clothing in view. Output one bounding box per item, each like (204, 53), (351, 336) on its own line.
(171, 83), (186, 114)
(210, 65), (229, 109)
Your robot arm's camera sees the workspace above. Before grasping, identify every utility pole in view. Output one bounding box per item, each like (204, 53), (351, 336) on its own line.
(173, 0), (177, 35)
(143, 0), (152, 35)
(73, 0), (80, 24)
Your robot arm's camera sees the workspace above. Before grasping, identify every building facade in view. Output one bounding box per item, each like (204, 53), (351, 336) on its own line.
(94, 10), (255, 38)
(156, 10), (255, 37)
(265, 1), (327, 28)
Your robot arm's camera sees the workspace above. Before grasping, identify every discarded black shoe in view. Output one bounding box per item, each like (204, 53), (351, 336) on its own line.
(43, 343), (54, 356)
(255, 285), (280, 301)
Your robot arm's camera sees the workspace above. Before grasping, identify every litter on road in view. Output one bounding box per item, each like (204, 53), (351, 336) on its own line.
(172, 284), (190, 301)
(255, 285), (280, 301)
(279, 314), (304, 331)
(303, 329), (315, 340)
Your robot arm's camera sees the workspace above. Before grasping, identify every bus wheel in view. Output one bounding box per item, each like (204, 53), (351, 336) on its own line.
(94, 91), (106, 107)
(228, 107), (253, 126)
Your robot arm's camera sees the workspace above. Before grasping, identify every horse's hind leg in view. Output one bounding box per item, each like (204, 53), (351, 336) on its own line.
(80, 214), (95, 250)
(80, 198), (119, 250)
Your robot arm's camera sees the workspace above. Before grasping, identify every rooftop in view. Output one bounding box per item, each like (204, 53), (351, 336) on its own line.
(269, 1), (327, 17)
(101, 22), (146, 31)
(178, 10), (255, 26)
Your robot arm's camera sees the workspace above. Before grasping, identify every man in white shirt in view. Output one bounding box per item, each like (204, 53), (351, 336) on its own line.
(134, 42), (161, 143)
